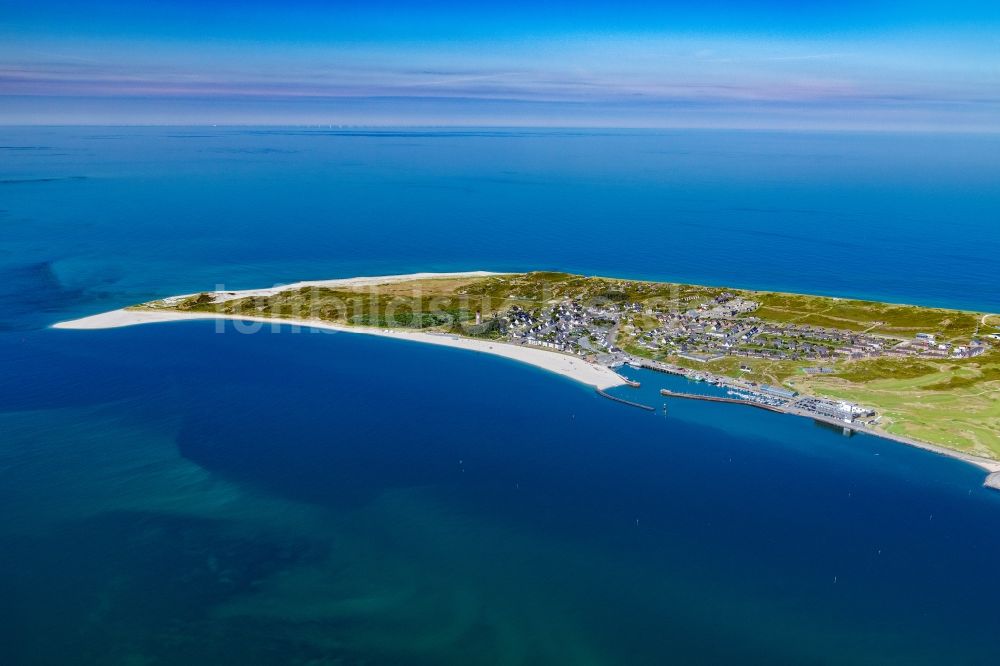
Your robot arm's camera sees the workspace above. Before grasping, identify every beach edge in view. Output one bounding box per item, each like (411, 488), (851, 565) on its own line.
(52, 308), (628, 391)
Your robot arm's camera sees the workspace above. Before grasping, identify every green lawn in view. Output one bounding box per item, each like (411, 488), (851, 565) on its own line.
(799, 353), (1000, 458)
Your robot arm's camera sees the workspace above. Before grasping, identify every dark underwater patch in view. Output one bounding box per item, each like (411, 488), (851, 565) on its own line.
(0, 260), (87, 329)
(0, 510), (327, 666)
(0, 175), (88, 185)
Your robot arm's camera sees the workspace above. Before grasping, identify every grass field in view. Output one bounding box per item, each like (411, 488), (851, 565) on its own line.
(798, 352), (1000, 458)
(669, 355), (803, 386)
(752, 292), (982, 340)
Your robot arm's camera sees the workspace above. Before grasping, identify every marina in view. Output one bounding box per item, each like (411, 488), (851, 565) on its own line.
(659, 388), (784, 414)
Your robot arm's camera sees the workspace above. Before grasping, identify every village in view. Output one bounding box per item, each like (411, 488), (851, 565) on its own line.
(487, 292), (992, 427)
(497, 292), (988, 366)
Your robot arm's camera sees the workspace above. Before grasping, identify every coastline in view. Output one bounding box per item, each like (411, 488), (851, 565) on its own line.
(51, 269), (1000, 487)
(52, 308), (627, 391)
(55, 306), (1000, 486)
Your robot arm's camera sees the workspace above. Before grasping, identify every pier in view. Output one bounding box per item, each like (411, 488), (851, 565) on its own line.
(595, 389), (656, 411)
(659, 389), (785, 414)
(662, 387), (865, 430)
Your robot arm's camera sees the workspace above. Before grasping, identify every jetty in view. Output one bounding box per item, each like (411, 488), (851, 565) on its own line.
(659, 389), (784, 414)
(663, 388), (879, 434)
(596, 389), (655, 411)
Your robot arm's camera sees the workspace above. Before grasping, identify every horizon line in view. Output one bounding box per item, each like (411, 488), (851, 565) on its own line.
(2, 123), (999, 135)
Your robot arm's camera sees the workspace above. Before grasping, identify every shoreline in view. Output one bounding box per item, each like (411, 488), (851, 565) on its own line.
(56, 307), (1000, 486)
(52, 308), (627, 391)
(51, 269), (1000, 487)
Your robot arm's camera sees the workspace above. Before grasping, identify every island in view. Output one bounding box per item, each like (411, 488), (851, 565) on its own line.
(55, 271), (1000, 487)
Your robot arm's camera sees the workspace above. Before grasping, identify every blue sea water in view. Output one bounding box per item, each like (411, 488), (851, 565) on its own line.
(1, 127), (1000, 664)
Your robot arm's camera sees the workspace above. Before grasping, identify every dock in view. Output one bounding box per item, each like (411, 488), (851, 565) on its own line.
(659, 388), (784, 414)
(662, 388), (863, 433)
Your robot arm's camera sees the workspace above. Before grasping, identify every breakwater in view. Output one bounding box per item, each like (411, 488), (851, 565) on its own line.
(595, 389), (656, 411)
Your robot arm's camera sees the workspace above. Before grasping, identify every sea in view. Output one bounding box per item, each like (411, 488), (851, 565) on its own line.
(1, 126), (999, 665)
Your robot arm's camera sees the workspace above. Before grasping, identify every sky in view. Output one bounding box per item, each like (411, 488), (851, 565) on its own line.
(1, 0), (998, 129)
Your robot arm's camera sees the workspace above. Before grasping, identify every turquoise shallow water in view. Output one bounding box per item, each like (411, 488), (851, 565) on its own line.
(2, 127), (1000, 664)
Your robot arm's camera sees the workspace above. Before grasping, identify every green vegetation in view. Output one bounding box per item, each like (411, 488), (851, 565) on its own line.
(669, 355), (803, 386)
(174, 292), (215, 310)
(800, 351), (1000, 458)
(834, 358), (941, 383)
(163, 286), (477, 330)
(464, 316), (508, 339)
(457, 272), (722, 311)
(752, 292), (981, 340)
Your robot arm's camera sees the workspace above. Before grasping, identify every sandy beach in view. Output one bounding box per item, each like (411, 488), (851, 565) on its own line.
(53, 308), (627, 391)
(162, 271), (509, 305)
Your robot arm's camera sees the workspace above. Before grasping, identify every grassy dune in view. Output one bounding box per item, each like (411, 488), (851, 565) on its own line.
(796, 351), (1000, 458)
(752, 292), (982, 340)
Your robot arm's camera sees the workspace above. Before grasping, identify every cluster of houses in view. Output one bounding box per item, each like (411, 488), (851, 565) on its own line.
(622, 294), (994, 364)
(629, 301), (892, 363)
(506, 301), (623, 358)
(889, 332), (988, 359)
(697, 294), (759, 319)
(495, 293), (993, 369)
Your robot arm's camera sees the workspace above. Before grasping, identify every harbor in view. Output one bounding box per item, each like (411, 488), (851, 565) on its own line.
(648, 379), (1000, 488)
(659, 388), (785, 414)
